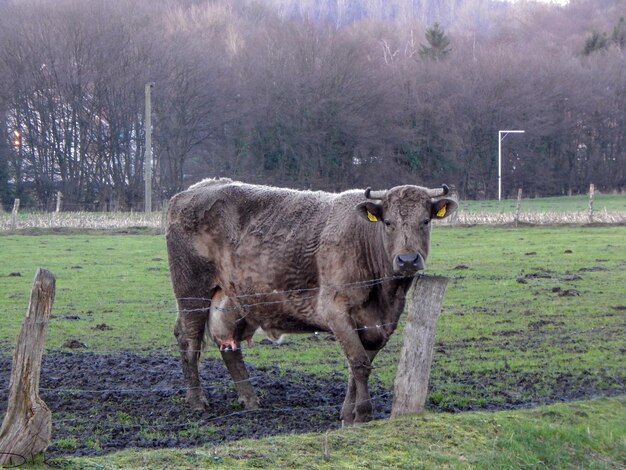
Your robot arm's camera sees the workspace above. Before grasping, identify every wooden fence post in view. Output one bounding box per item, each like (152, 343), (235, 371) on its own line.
(0, 268), (55, 466)
(391, 275), (448, 417)
(514, 188), (523, 227)
(588, 184), (594, 223)
(10, 198), (19, 231)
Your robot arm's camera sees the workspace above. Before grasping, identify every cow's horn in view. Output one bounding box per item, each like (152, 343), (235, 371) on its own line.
(426, 184), (450, 197)
(364, 187), (387, 200)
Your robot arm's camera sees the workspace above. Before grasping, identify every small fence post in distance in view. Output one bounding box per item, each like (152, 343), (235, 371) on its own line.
(588, 183), (594, 223)
(161, 198), (170, 234)
(0, 268), (55, 466)
(10, 198), (20, 231)
(55, 191), (63, 213)
(391, 275), (448, 417)
(514, 188), (523, 227)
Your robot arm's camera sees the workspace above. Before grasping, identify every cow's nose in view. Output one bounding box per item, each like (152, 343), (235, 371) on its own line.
(393, 253), (425, 273)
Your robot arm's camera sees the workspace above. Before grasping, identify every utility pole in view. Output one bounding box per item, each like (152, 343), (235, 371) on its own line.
(498, 130), (525, 201)
(144, 82), (155, 213)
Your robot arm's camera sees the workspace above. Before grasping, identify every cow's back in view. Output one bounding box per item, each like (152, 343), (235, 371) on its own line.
(168, 179), (334, 307)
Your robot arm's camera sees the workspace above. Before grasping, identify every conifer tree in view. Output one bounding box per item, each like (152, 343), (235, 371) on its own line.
(419, 22), (452, 61)
(583, 30), (609, 55)
(611, 17), (625, 49)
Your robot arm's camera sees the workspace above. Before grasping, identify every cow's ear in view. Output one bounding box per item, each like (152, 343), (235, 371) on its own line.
(431, 198), (458, 219)
(356, 201), (384, 223)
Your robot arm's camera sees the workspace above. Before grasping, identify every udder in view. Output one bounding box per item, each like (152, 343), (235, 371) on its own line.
(209, 289), (257, 351)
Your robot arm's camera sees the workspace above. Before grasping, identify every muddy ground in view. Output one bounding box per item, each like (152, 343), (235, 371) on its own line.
(0, 350), (623, 458)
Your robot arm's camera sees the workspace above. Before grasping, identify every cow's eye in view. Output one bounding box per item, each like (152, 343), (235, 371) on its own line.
(423, 219), (431, 225)
(384, 219), (391, 226)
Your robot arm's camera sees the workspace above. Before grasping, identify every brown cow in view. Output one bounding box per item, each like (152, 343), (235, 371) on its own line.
(166, 178), (457, 423)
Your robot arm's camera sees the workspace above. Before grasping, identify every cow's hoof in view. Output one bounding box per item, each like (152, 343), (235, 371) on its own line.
(239, 395), (260, 410)
(340, 412), (355, 426)
(191, 400), (209, 411)
(353, 412), (372, 424)
(186, 391), (209, 411)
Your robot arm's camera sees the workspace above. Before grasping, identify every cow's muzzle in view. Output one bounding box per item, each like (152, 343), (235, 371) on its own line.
(393, 253), (425, 274)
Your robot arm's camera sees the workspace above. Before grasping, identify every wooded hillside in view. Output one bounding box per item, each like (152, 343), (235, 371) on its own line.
(0, 0), (623, 210)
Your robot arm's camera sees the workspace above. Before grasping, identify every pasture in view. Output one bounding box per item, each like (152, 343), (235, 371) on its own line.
(461, 192), (626, 213)
(1, 223), (625, 468)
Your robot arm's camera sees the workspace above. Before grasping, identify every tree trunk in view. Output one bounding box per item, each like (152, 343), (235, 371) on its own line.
(0, 269), (55, 466)
(391, 275), (448, 417)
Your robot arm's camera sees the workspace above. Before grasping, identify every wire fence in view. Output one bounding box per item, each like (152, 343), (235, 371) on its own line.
(0, 272), (425, 459)
(2, 264), (625, 461)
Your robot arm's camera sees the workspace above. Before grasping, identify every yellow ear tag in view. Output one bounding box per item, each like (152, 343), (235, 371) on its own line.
(436, 205), (447, 218)
(367, 211), (379, 222)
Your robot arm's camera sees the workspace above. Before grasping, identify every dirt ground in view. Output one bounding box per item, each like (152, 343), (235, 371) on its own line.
(0, 351), (384, 457)
(0, 350), (622, 458)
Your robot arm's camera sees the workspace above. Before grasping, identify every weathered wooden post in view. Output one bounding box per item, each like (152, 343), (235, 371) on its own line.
(588, 183), (594, 223)
(0, 269), (55, 466)
(10, 199), (19, 231)
(514, 188), (523, 227)
(391, 275), (448, 417)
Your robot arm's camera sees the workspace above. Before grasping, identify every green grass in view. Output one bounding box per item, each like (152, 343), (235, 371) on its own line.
(460, 193), (626, 213)
(1, 225), (625, 466)
(1, 226), (624, 398)
(0, 232), (173, 353)
(46, 395), (626, 469)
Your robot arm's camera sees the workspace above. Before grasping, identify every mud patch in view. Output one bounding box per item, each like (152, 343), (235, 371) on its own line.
(0, 353), (385, 457)
(0, 352), (623, 458)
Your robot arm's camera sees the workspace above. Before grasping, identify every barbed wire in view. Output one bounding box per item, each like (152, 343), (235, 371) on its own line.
(46, 391), (393, 431)
(177, 274), (411, 303)
(0, 239), (622, 460)
(37, 375), (266, 396)
(1, 269), (580, 319)
(0, 273), (429, 329)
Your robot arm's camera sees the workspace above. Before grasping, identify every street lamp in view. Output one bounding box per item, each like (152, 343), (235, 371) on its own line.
(498, 129), (525, 201)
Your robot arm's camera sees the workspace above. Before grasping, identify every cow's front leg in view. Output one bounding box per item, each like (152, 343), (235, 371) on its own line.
(174, 305), (210, 410)
(221, 348), (260, 410)
(323, 302), (373, 423)
(341, 349), (379, 424)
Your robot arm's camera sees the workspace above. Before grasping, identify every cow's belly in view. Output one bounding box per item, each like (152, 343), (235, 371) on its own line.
(197, 227), (325, 333)
(235, 291), (327, 334)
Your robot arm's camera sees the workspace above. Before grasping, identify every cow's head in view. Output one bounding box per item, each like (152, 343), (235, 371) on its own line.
(356, 184), (457, 275)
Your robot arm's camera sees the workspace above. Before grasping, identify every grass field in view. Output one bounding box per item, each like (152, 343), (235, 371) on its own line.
(1, 224), (625, 467)
(57, 395), (626, 469)
(460, 193), (626, 213)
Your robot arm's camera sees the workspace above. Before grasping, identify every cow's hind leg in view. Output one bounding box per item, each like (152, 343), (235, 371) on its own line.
(221, 349), (260, 409)
(168, 224), (214, 410)
(175, 306), (210, 410)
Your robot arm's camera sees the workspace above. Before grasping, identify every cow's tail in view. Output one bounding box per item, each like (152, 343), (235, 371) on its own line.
(201, 313), (211, 354)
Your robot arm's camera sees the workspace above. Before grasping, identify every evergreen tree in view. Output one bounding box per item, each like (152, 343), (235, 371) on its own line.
(611, 17), (625, 49)
(419, 23), (452, 61)
(583, 30), (609, 55)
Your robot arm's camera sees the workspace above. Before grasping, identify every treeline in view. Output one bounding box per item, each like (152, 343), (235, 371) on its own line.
(0, 0), (624, 210)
